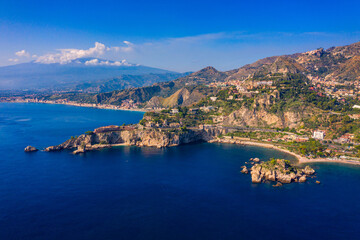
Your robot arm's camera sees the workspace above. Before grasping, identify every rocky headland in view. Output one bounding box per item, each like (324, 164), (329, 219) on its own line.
(44, 125), (227, 154)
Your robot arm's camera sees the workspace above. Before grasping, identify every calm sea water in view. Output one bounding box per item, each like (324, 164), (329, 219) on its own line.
(1, 103), (360, 240)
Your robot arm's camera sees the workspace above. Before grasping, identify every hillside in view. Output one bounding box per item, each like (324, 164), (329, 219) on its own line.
(38, 66), (223, 106)
(74, 72), (190, 93)
(94, 41), (360, 107)
(227, 41), (360, 83)
(326, 55), (360, 81)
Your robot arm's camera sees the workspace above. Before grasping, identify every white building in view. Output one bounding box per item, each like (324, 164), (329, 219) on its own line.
(313, 131), (325, 140)
(227, 95), (234, 100)
(210, 97), (217, 102)
(200, 106), (215, 112)
(171, 109), (179, 114)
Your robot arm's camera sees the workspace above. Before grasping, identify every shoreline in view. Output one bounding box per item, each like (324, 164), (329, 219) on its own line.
(214, 139), (360, 166)
(1, 100), (148, 112)
(85, 138), (360, 166)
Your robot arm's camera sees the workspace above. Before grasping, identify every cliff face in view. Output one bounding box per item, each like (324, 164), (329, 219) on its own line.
(221, 92), (311, 128)
(223, 107), (282, 128)
(45, 126), (227, 151)
(222, 107), (310, 128)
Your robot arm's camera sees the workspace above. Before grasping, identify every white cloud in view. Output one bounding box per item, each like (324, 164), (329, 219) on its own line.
(108, 41), (134, 53)
(84, 58), (133, 66)
(36, 42), (106, 64)
(8, 58), (19, 62)
(15, 50), (30, 58)
(35, 41), (135, 64)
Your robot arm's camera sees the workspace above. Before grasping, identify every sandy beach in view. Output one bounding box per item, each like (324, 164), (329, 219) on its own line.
(215, 138), (360, 166)
(242, 141), (360, 166)
(3, 100), (148, 112)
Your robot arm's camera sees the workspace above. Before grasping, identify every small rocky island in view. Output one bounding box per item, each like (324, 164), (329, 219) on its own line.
(242, 158), (315, 186)
(24, 146), (38, 152)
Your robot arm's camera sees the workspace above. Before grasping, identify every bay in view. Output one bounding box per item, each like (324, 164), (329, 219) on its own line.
(1, 103), (360, 240)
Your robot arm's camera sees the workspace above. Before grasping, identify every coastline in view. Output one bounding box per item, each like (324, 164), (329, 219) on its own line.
(11, 100), (359, 167)
(1, 100), (148, 112)
(214, 138), (360, 166)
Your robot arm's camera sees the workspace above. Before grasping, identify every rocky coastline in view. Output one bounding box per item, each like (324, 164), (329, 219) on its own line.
(43, 125), (227, 154)
(34, 125), (360, 167)
(242, 158), (316, 185)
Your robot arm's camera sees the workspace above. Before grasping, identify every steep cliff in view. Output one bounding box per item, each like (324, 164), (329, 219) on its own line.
(45, 125), (227, 152)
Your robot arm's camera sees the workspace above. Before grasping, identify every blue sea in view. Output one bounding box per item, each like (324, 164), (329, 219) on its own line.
(1, 103), (360, 240)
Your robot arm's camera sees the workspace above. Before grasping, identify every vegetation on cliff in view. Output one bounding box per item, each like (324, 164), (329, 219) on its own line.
(248, 159), (315, 184)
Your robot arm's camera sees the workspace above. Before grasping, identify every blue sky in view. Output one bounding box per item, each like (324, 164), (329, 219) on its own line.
(0, 0), (359, 72)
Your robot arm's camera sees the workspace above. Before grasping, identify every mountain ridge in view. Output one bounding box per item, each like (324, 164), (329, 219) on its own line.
(0, 57), (179, 91)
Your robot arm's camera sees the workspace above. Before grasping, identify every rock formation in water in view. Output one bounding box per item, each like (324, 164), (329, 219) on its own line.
(241, 166), (248, 174)
(249, 159), (315, 184)
(24, 146), (38, 152)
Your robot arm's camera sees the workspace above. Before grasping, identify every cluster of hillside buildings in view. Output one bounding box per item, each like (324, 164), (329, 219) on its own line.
(312, 130), (356, 144)
(2, 97), (136, 111)
(308, 74), (360, 100)
(120, 99), (138, 109)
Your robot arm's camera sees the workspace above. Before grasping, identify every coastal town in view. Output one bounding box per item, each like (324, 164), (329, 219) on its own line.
(0, 96), (145, 111)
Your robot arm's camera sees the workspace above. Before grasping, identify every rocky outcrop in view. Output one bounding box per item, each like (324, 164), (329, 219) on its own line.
(221, 101), (310, 129)
(299, 175), (307, 183)
(24, 146), (38, 152)
(45, 125), (226, 152)
(250, 159), (315, 184)
(45, 145), (65, 152)
(73, 145), (85, 154)
(303, 165), (315, 175)
(241, 166), (248, 174)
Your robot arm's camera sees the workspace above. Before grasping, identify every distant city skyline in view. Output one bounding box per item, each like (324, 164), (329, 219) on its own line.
(1, 0), (360, 72)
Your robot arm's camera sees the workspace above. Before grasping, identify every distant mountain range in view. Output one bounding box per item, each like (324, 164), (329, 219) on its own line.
(74, 72), (190, 93)
(0, 58), (185, 91)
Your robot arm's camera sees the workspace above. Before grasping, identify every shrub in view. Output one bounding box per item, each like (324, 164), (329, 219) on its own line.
(139, 119), (146, 126)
